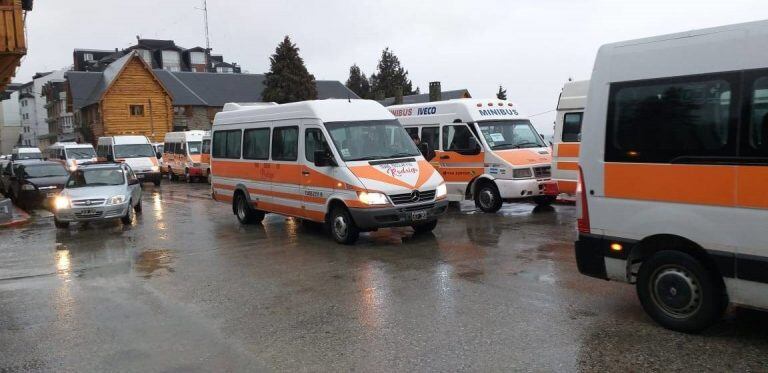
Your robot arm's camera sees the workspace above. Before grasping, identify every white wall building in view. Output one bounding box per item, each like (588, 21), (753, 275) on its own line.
(18, 69), (67, 147)
(0, 90), (21, 154)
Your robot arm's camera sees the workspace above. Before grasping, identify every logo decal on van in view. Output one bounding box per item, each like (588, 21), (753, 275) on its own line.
(375, 162), (419, 185)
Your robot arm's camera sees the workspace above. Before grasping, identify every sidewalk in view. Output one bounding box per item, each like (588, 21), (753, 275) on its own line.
(0, 201), (31, 228)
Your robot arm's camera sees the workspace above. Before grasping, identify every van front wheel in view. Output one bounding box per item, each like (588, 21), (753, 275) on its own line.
(329, 206), (359, 245)
(636, 250), (727, 333)
(475, 183), (502, 213)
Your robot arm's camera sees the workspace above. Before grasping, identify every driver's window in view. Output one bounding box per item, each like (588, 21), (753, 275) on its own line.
(305, 128), (331, 163)
(442, 125), (478, 152)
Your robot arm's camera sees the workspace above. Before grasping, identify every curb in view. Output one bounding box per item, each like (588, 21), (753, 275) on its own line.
(0, 206), (31, 228)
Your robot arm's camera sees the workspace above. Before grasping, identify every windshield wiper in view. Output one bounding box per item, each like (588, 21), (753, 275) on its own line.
(387, 152), (417, 158)
(347, 156), (383, 161)
(512, 141), (542, 149)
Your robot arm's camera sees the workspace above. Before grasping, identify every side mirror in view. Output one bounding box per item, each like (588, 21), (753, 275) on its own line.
(313, 150), (336, 167)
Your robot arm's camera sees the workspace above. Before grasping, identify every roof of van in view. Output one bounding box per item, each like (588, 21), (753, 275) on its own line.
(213, 99), (394, 125)
(595, 19), (768, 83)
(50, 142), (93, 148)
(557, 80), (589, 110)
(13, 147), (41, 153)
(387, 98), (527, 124)
(164, 130), (208, 140)
(99, 136), (151, 145)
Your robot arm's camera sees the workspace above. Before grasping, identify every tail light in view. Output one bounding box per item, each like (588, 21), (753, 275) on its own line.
(576, 166), (590, 233)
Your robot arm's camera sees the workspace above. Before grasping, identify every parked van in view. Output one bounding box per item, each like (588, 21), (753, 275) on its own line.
(45, 142), (97, 172)
(211, 100), (448, 244)
(162, 130), (208, 182)
(201, 132), (211, 183)
(96, 135), (161, 185)
(552, 80), (588, 196)
(388, 99), (557, 212)
(11, 147), (43, 161)
(576, 20), (768, 332)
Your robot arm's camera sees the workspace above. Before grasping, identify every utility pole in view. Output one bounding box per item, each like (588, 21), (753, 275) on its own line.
(202, 0), (211, 72)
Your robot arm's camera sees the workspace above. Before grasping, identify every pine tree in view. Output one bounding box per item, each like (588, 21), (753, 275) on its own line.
(369, 47), (416, 98)
(262, 36), (318, 103)
(345, 64), (370, 99)
(496, 85), (507, 100)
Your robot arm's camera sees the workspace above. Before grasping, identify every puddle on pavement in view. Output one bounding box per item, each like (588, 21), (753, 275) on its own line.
(133, 249), (175, 278)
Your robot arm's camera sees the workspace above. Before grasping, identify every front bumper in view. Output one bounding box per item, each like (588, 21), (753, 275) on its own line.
(18, 189), (59, 208)
(495, 178), (557, 200)
(135, 171), (162, 182)
(55, 203), (130, 222)
(349, 199), (449, 231)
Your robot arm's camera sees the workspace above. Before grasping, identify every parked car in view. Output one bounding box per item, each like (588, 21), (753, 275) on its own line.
(53, 163), (143, 228)
(1, 160), (68, 209)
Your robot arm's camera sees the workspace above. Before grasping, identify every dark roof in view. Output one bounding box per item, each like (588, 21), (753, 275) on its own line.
(133, 39), (182, 51)
(378, 89), (472, 106)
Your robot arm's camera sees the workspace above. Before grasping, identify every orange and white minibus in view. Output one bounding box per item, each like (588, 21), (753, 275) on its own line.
(45, 142), (97, 172)
(389, 99), (557, 213)
(552, 80), (588, 196)
(211, 100), (448, 244)
(576, 20), (768, 332)
(162, 130), (207, 183)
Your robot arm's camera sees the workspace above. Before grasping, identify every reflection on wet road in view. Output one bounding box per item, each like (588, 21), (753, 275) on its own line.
(0, 182), (766, 371)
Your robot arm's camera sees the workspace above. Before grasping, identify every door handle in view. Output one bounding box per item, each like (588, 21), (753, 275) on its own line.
(302, 171), (310, 176)
(440, 155), (450, 160)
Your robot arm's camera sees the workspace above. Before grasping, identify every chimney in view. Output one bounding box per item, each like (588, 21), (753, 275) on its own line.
(394, 86), (403, 105)
(429, 81), (441, 102)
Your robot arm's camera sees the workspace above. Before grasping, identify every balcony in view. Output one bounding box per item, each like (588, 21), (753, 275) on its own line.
(0, 0), (27, 91)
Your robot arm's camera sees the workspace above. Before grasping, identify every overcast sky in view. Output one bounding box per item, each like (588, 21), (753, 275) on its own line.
(18, 0), (768, 134)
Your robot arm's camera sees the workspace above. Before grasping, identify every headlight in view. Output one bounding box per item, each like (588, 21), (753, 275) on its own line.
(69, 165), (78, 172)
(435, 183), (447, 198)
(107, 195), (126, 205)
(512, 168), (533, 179)
(358, 191), (389, 205)
(151, 166), (159, 172)
(54, 196), (70, 210)
(21, 184), (36, 191)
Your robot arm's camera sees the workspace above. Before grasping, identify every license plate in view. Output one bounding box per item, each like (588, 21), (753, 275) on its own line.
(78, 209), (96, 215)
(410, 210), (428, 221)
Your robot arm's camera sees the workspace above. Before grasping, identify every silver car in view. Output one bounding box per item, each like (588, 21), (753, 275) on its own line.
(53, 163), (142, 228)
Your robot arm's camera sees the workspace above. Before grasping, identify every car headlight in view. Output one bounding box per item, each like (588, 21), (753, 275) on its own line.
(69, 165), (78, 172)
(151, 166), (159, 172)
(512, 168), (533, 179)
(21, 184), (36, 191)
(435, 183), (447, 199)
(358, 191), (389, 205)
(107, 195), (126, 205)
(54, 196), (70, 210)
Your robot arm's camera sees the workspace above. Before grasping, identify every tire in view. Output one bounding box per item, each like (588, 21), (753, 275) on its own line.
(135, 199), (143, 213)
(475, 182), (503, 213)
(412, 219), (438, 234)
(533, 195), (557, 206)
(328, 206), (359, 245)
(636, 250), (727, 333)
(54, 217), (69, 229)
(121, 201), (136, 225)
(153, 178), (161, 186)
(185, 168), (192, 183)
(206, 170), (212, 184)
(167, 167), (176, 181)
(233, 192), (264, 224)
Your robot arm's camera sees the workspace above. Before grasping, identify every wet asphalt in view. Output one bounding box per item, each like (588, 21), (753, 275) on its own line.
(0, 182), (766, 372)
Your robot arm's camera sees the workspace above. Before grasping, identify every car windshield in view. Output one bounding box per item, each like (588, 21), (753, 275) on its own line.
(21, 164), (68, 178)
(66, 147), (96, 160)
(324, 120), (421, 161)
(67, 168), (125, 188)
(478, 120), (547, 150)
(114, 144), (156, 158)
(15, 152), (42, 160)
(187, 141), (202, 155)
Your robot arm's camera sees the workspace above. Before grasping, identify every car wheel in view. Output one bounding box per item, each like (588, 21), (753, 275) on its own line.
(636, 250), (727, 333)
(475, 183), (502, 213)
(412, 219), (438, 234)
(54, 217), (69, 229)
(121, 201), (136, 225)
(234, 193), (264, 224)
(533, 195), (557, 206)
(328, 206), (360, 245)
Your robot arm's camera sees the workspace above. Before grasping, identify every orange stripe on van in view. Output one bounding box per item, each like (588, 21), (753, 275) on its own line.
(604, 163), (736, 207)
(556, 143), (580, 158)
(736, 166), (768, 209)
(557, 180), (577, 195)
(557, 161), (579, 171)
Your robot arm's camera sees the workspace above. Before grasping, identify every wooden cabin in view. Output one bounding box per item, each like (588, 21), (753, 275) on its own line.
(67, 51), (173, 143)
(0, 0), (30, 91)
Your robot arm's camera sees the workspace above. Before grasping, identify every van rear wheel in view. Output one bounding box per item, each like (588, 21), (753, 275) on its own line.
(475, 183), (502, 213)
(636, 250), (727, 333)
(329, 206), (359, 245)
(234, 193), (264, 224)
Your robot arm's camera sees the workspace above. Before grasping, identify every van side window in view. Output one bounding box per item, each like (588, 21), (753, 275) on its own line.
(562, 112), (583, 142)
(405, 127), (419, 138)
(272, 126), (299, 161)
(443, 125), (477, 152)
(243, 128), (270, 160)
(749, 76), (768, 154)
(305, 128), (331, 162)
(606, 75), (736, 163)
(212, 130), (242, 159)
(421, 126), (439, 151)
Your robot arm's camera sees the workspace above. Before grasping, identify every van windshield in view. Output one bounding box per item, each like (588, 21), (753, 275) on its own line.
(187, 141), (202, 155)
(14, 151), (42, 160)
(66, 147), (96, 160)
(325, 120), (421, 161)
(478, 120), (547, 150)
(114, 144), (156, 158)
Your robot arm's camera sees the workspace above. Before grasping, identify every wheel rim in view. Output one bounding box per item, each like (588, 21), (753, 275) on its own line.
(236, 197), (247, 220)
(479, 188), (495, 209)
(333, 215), (348, 239)
(650, 265), (702, 319)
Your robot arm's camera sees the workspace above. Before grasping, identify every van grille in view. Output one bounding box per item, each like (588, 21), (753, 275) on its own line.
(534, 166), (551, 179)
(389, 190), (436, 205)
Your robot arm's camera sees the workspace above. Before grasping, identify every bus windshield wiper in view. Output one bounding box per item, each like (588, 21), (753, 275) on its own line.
(512, 142), (541, 149)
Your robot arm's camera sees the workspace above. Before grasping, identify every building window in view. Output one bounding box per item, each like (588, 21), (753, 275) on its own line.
(217, 66), (234, 74)
(162, 50), (181, 71)
(190, 51), (206, 65)
(130, 105), (145, 116)
(84, 53), (94, 61)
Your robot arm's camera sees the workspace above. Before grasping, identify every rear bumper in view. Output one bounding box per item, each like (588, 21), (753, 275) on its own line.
(349, 199), (449, 231)
(187, 167), (204, 176)
(575, 233), (635, 280)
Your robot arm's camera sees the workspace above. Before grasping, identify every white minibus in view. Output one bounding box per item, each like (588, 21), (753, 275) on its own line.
(576, 20), (768, 332)
(46, 142), (97, 172)
(162, 130), (208, 182)
(211, 100), (448, 244)
(96, 135), (161, 185)
(11, 147), (42, 161)
(389, 99), (557, 212)
(552, 80), (588, 196)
